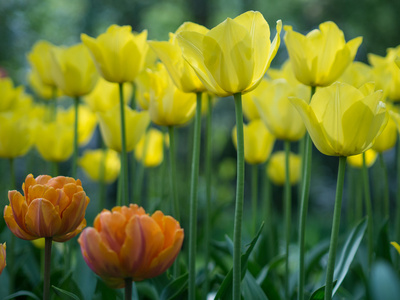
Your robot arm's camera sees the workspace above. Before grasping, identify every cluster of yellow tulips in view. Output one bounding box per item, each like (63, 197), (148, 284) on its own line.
(1, 8), (400, 300)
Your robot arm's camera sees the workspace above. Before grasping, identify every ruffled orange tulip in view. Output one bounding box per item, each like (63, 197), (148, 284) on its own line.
(0, 243), (5, 276)
(4, 174), (90, 242)
(78, 204), (184, 288)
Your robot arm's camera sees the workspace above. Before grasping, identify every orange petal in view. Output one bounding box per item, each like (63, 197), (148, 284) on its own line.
(4, 205), (36, 240)
(25, 199), (62, 237)
(97, 210), (127, 253)
(8, 191), (29, 232)
(58, 191), (88, 235)
(54, 219), (86, 242)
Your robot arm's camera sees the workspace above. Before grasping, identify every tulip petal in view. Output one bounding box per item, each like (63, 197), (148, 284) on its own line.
(25, 199), (62, 237)
(4, 205), (36, 240)
(54, 219), (86, 242)
(58, 191), (88, 235)
(9, 191), (29, 232)
(97, 211), (127, 253)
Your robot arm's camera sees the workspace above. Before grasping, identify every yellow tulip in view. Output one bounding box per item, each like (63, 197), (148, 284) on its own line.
(339, 61), (374, 88)
(34, 120), (73, 162)
(149, 22), (208, 93)
(135, 69), (152, 110)
(135, 128), (165, 167)
(267, 151), (301, 185)
(251, 78), (310, 141)
(0, 112), (33, 158)
(368, 45), (400, 101)
(396, 58), (400, 69)
(347, 149), (378, 169)
(242, 91), (261, 121)
(290, 82), (388, 156)
(284, 22), (362, 87)
(84, 78), (132, 112)
(50, 43), (98, 97)
(98, 104), (150, 152)
(267, 59), (302, 87)
(0, 77), (24, 112)
(177, 11), (281, 97)
(232, 119), (275, 165)
(27, 40), (57, 87)
(57, 105), (97, 146)
(372, 111), (397, 153)
(148, 63), (196, 126)
(79, 149), (121, 183)
(81, 25), (148, 83)
(27, 70), (61, 100)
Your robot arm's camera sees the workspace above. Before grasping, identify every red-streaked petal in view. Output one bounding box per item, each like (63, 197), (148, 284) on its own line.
(4, 205), (36, 240)
(25, 199), (62, 237)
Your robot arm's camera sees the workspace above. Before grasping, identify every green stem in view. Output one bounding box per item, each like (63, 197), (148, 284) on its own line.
(396, 135), (400, 266)
(284, 140), (291, 300)
(324, 156), (347, 300)
(43, 237), (52, 300)
(203, 94), (213, 299)
(130, 82), (136, 110)
(362, 152), (373, 270)
(233, 92), (245, 300)
(134, 130), (150, 205)
(188, 92), (202, 299)
(119, 83), (129, 206)
(51, 161), (59, 177)
(168, 126), (179, 220)
(263, 160), (274, 259)
(252, 164), (259, 237)
(72, 96), (79, 178)
(379, 152), (389, 219)
(99, 146), (107, 211)
(124, 278), (132, 300)
(297, 85), (316, 300)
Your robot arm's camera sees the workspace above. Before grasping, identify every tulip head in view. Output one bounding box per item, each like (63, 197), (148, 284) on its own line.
(347, 149), (378, 169)
(28, 70), (62, 100)
(81, 25), (148, 83)
(27, 40), (57, 87)
(232, 119), (275, 165)
(291, 82), (388, 156)
(4, 174), (90, 242)
(339, 61), (374, 88)
(135, 129), (165, 168)
(98, 104), (150, 152)
(372, 111), (397, 153)
(79, 149), (121, 183)
(0, 243), (5, 276)
(78, 204), (184, 288)
(0, 77), (24, 112)
(267, 151), (301, 186)
(284, 22), (362, 87)
(177, 11), (281, 97)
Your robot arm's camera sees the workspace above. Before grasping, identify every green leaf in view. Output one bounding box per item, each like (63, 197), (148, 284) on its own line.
(52, 285), (80, 300)
(242, 272), (268, 300)
(94, 279), (122, 300)
(2, 291), (40, 300)
(160, 272), (188, 300)
(136, 281), (160, 300)
(332, 217), (367, 296)
(375, 218), (392, 263)
(370, 261), (400, 300)
(308, 281), (337, 300)
(256, 254), (285, 285)
(214, 223), (264, 300)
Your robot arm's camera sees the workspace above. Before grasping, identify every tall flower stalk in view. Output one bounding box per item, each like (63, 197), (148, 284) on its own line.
(119, 83), (129, 205)
(362, 152), (373, 269)
(284, 140), (291, 299)
(43, 237), (52, 300)
(71, 96), (79, 178)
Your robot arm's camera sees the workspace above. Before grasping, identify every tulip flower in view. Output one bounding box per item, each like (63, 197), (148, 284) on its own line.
(242, 91), (261, 121)
(339, 61), (374, 88)
(347, 149), (378, 168)
(84, 78), (132, 113)
(135, 69), (152, 110)
(284, 21), (362, 87)
(28, 70), (61, 100)
(149, 22), (208, 93)
(0, 113), (33, 158)
(78, 204), (184, 289)
(79, 149), (121, 183)
(232, 120), (275, 165)
(0, 77), (24, 112)
(267, 59), (302, 86)
(50, 43), (98, 97)
(291, 82), (388, 157)
(4, 174), (89, 242)
(81, 25), (148, 83)
(135, 128), (165, 168)
(267, 151), (301, 186)
(27, 40), (57, 87)
(369, 45), (400, 101)
(177, 11), (281, 97)
(98, 104), (150, 153)
(372, 112), (397, 153)
(0, 243), (5, 276)
(148, 63), (196, 126)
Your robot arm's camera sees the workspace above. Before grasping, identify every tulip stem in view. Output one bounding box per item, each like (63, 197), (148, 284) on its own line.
(378, 152), (389, 219)
(124, 278), (132, 300)
(362, 152), (373, 270)
(284, 140), (291, 300)
(250, 165), (258, 236)
(168, 126), (179, 221)
(233, 92), (245, 300)
(119, 83), (129, 206)
(188, 92), (202, 300)
(324, 156), (347, 300)
(203, 94), (213, 299)
(396, 135), (400, 266)
(43, 237), (52, 300)
(99, 146), (107, 211)
(72, 96), (80, 178)
(297, 85), (316, 300)
(263, 160), (275, 259)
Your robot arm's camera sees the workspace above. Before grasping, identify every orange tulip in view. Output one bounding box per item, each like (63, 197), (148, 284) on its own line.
(3, 174), (90, 242)
(0, 243), (5, 276)
(78, 204), (184, 288)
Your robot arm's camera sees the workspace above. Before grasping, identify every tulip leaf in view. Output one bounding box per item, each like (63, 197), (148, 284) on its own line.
(2, 291), (40, 300)
(160, 272), (188, 300)
(242, 271), (268, 300)
(332, 217), (367, 296)
(256, 254), (285, 285)
(214, 222), (264, 300)
(375, 218), (391, 263)
(370, 261), (400, 300)
(308, 281), (337, 300)
(52, 285), (80, 300)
